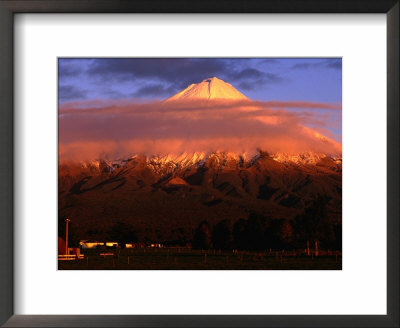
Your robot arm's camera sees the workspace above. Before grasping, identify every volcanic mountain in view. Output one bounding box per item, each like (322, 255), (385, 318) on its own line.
(164, 77), (341, 156)
(165, 76), (249, 101)
(59, 77), (342, 243)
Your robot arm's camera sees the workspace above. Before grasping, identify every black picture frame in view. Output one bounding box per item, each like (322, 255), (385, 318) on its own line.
(0, 1), (398, 327)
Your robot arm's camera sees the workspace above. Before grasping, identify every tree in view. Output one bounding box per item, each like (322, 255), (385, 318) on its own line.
(280, 219), (294, 248)
(212, 219), (232, 250)
(232, 214), (269, 251)
(244, 212), (266, 250)
(107, 221), (138, 247)
(333, 223), (342, 251)
(192, 221), (212, 250)
(294, 196), (330, 249)
(168, 227), (187, 246)
(233, 218), (247, 250)
(264, 219), (282, 250)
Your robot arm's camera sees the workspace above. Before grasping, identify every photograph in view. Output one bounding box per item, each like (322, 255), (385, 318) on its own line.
(1, 0), (397, 325)
(58, 58), (342, 270)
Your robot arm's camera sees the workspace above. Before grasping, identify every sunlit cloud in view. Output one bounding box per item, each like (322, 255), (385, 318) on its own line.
(59, 99), (342, 161)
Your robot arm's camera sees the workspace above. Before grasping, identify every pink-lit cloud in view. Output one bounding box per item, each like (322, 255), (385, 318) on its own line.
(59, 99), (342, 161)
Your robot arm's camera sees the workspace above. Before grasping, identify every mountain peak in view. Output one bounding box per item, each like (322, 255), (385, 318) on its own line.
(165, 77), (249, 102)
(203, 76), (218, 82)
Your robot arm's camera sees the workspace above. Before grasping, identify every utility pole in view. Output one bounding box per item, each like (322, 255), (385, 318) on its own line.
(65, 218), (71, 255)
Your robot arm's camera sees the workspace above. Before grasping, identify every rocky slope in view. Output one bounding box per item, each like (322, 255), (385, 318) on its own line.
(59, 151), (342, 241)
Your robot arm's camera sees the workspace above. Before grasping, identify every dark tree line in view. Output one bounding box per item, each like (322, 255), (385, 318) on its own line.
(292, 196), (341, 250)
(60, 196), (341, 251)
(192, 196), (342, 251)
(107, 221), (139, 247)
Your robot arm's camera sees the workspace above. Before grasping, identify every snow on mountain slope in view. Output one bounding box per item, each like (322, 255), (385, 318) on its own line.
(165, 77), (249, 102)
(73, 151), (342, 178)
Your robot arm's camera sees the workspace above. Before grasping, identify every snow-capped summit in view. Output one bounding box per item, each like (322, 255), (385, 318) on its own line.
(165, 77), (249, 102)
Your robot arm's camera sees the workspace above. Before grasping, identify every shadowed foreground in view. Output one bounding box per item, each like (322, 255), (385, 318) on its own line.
(58, 248), (341, 270)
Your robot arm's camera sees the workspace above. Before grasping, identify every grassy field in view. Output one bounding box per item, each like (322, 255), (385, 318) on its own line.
(58, 248), (342, 270)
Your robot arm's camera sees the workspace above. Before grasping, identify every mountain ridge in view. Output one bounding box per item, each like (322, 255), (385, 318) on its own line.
(59, 149), (342, 242)
(69, 150), (342, 175)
